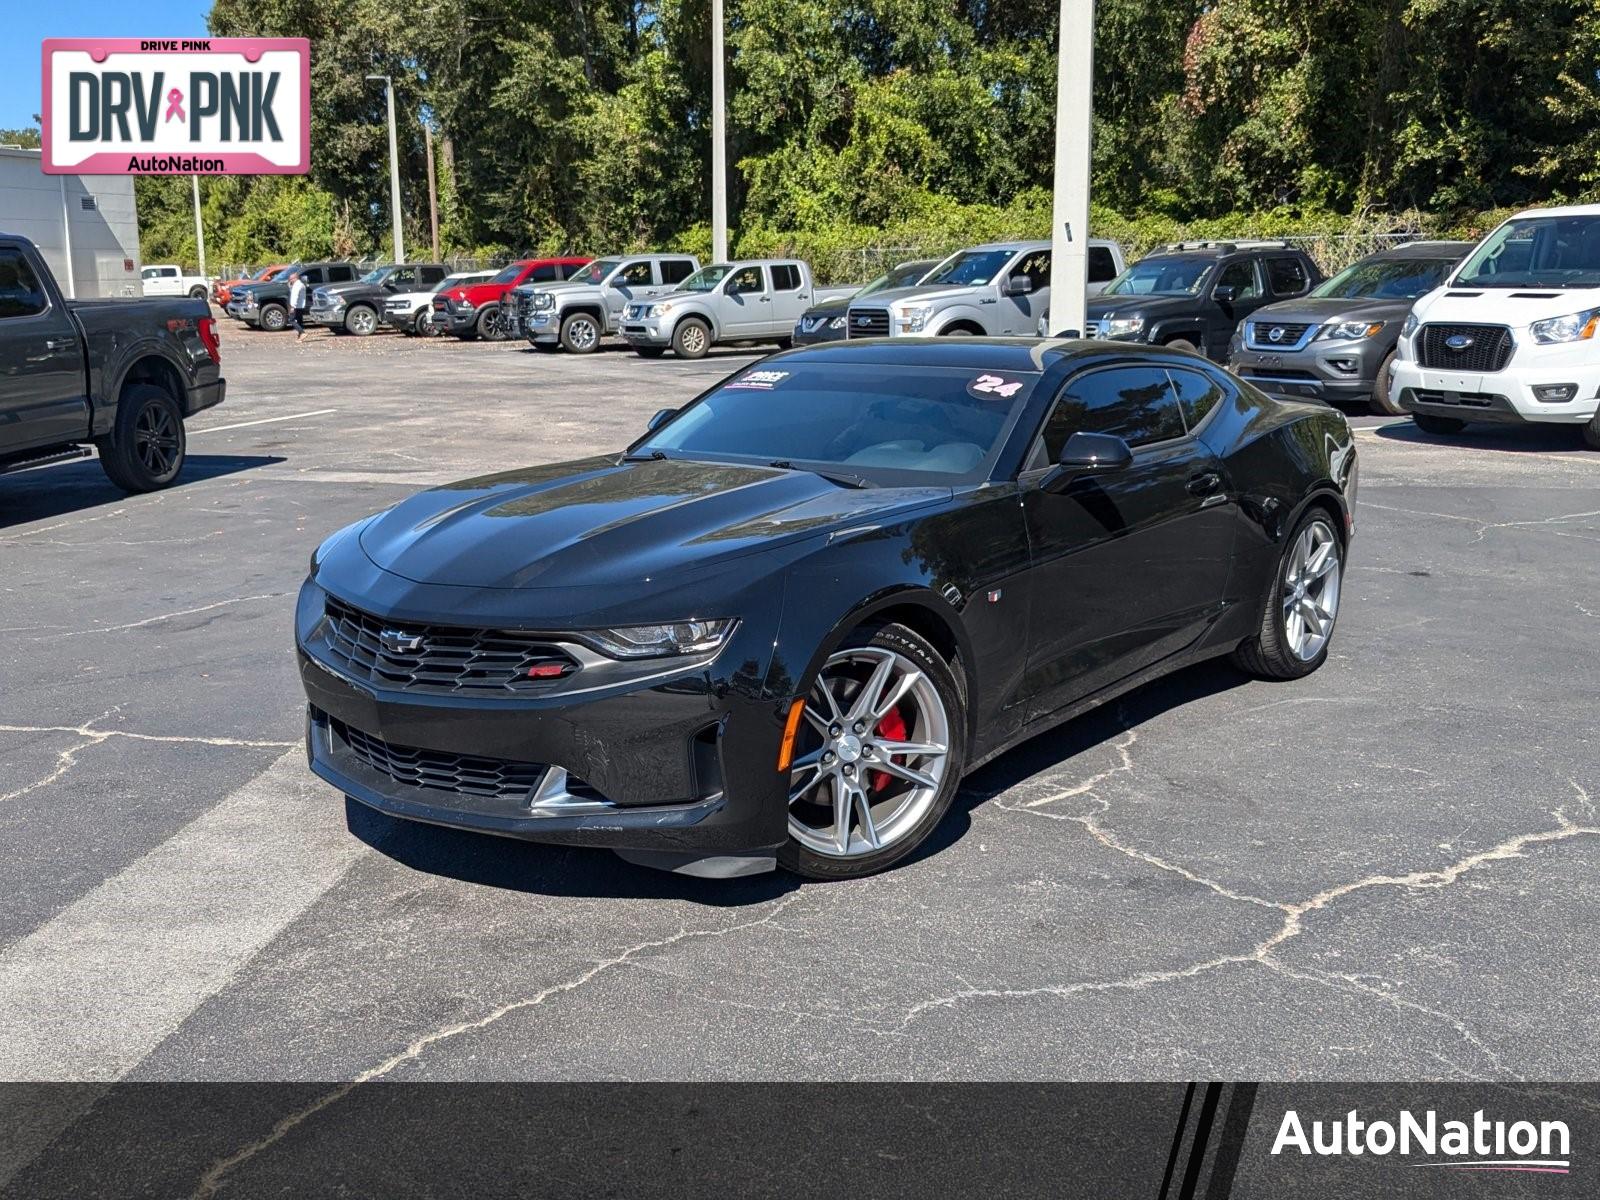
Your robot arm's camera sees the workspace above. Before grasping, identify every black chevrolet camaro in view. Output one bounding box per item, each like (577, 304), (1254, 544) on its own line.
(298, 339), (1356, 880)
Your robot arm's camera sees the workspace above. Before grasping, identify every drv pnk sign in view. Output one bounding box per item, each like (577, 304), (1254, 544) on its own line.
(42, 38), (309, 175)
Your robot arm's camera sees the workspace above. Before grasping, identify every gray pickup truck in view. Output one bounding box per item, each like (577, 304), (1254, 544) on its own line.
(0, 234), (226, 492)
(509, 253), (701, 353)
(226, 261), (360, 331)
(620, 260), (854, 359)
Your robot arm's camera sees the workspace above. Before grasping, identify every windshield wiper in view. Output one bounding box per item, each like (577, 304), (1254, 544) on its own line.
(622, 449), (671, 462)
(769, 460), (874, 489)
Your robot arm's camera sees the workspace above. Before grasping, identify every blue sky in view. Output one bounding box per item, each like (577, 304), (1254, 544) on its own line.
(2, 0), (213, 129)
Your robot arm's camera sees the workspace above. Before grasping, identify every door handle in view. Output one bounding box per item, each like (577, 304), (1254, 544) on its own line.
(1187, 471), (1223, 497)
(758, 296), (771, 303)
(44, 338), (72, 351)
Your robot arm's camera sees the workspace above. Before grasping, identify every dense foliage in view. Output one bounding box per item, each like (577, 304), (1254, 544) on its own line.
(117, 0), (1600, 273)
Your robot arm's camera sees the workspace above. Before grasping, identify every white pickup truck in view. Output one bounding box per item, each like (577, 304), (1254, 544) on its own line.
(620, 260), (854, 359)
(140, 264), (213, 300)
(1390, 204), (1600, 449)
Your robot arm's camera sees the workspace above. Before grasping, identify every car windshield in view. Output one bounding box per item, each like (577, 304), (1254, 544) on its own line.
(1313, 256), (1457, 300)
(434, 275), (468, 292)
(634, 361), (1039, 482)
(1102, 257), (1212, 296)
(490, 264), (525, 285)
(569, 258), (621, 285)
(678, 265), (734, 292)
(921, 250), (1015, 287)
(1455, 215), (1600, 288)
(360, 267), (389, 284)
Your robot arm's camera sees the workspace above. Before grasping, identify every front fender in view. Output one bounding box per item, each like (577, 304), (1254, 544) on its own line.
(926, 305), (992, 335)
(668, 306), (720, 341)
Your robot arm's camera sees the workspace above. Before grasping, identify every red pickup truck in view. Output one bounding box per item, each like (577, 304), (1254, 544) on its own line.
(431, 257), (591, 341)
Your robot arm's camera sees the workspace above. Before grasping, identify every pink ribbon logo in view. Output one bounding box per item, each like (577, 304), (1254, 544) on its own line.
(164, 88), (185, 123)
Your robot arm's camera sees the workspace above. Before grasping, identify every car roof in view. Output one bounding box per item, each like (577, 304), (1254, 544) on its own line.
(1369, 240), (1475, 260)
(1507, 203), (1600, 220)
(768, 336), (1189, 373)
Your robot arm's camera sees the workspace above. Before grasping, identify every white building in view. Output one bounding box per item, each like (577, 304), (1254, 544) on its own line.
(0, 145), (141, 299)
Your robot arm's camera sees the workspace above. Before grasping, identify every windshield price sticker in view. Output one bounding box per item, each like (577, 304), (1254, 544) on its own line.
(968, 373), (1025, 400)
(727, 370), (791, 390)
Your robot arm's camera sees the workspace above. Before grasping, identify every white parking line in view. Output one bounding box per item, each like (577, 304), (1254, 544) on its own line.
(0, 747), (362, 1083)
(190, 409), (338, 435)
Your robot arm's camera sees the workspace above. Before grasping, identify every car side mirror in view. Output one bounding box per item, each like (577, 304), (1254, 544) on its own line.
(647, 407), (678, 432)
(1214, 284), (1239, 304)
(1041, 432), (1133, 492)
(1002, 274), (1034, 297)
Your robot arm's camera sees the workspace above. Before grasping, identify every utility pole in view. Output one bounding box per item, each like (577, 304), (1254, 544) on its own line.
(710, 0), (728, 264)
(192, 175), (206, 280)
(1047, 0), (1095, 337)
(367, 74), (405, 262)
(424, 121), (440, 262)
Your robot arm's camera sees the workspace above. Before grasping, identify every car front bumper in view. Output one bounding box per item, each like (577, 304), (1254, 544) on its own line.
(1228, 335), (1390, 404)
(792, 323), (846, 346)
(620, 313), (673, 347)
(431, 304), (479, 335)
(521, 308), (560, 343)
(383, 305), (422, 331)
(306, 304), (345, 328)
(1389, 356), (1600, 425)
(295, 576), (792, 861)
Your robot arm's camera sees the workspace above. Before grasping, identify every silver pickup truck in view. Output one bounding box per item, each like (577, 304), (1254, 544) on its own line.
(845, 239), (1124, 339)
(508, 254), (700, 353)
(620, 260), (854, 359)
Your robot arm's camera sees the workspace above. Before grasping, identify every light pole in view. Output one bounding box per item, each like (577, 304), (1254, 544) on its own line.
(710, 0), (728, 264)
(192, 175), (206, 280)
(1047, 0), (1095, 337)
(367, 74), (405, 263)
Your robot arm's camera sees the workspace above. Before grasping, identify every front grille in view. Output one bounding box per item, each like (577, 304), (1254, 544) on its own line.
(330, 716), (548, 801)
(1418, 324), (1514, 372)
(1245, 321), (1314, 350)
(320, 596), (579, 694)
(1240, 367), (1317, 381)
(846, 307), (890, 338)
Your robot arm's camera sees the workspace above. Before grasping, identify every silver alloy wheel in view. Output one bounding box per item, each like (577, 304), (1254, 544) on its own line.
(566, 315), (599, 351)
(348, 306), (376, 335)
(1282, 518), (1341, 661)
(787, 646), (951, 859)
(678, 323), (708, 355)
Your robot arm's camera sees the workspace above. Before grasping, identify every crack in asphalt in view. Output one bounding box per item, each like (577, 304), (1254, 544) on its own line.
(1361, 501), (1600, 544)
(0, 717), (296, 804)
(35, 592), (291, 640)
(185, 893), (806, 1200)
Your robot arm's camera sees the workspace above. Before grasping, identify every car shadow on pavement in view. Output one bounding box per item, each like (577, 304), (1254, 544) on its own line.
(1371, 419), (1588, 454)
(903, 658), (1255, 870)
(0, 454), (284, 531)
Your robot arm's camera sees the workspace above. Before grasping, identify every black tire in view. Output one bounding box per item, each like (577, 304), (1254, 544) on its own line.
(1232, 508), (1344, 681)
(939, 326), (976, 337)
(259, 303), (288, 333)
(98, 383), (186, 493)
(778, 621), (968, 881)
(343, 304), (379, 336)
(559, 311), (603, 354)
(671, 318), (711, 359)
(188, 286), (208, 300)
(1369, 350), (1405, 415)
(634, 346), (667, 359)
(1583, 411), (1600, 451)
(1164, 336), (1199, 353)
(415, 312), (442, 337)
(476, 306), (508, 341)
(775, 336), (794, 350)
(531, 340), (561, 353)
(1413, 413), (1466, 435)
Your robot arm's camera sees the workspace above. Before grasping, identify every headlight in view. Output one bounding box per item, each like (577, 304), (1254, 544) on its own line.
(1103, 315), (1145, 339)
(1321, 320), (1384, 341)
(1401, 312), (1419, 338)
(898, 303), (933, 333)
(457, 299), (475, 311)
(828, 315), (847, 329)
(530, 292), (555, 310)
(647, 302), (675, 317)
(1529, 308), (1600, 345)
(242, 294), (258, 309)
(583, 620), (736, 660)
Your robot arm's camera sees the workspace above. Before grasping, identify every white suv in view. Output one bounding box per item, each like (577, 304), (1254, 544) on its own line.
(1390, 204), (1600, 449)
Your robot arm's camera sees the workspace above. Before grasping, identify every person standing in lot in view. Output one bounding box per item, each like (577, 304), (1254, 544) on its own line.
(288, 271), (308, 342)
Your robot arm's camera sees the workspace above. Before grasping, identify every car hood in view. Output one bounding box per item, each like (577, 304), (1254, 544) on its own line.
(1410, 285), (1596, 328)
(1086, 294), (1199, 320)
(386, 289), (435, 305)
(1245, 295), (1419, 326)
(851, 284), (986, 309)
(320, 280), (380, 299)
(359, 455), (950, 590)
(801, 301), (850, 321)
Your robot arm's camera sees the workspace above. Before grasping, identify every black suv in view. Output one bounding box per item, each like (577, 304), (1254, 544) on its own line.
(307, 263), (449, 336)
(1083, 241), (1323, 361)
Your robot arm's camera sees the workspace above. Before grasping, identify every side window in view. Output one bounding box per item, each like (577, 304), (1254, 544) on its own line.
(1013, 251), (1052, 291)
(660, 259), (696, 285)
(770, 264), (802, 291)
(388, 268), (415, 287)
(528, 263), (560, 283)
(334, 266), (358, 283)
(1267, 257), (1310, 296)
(142, 267), (160, 280)
(0, 248), (49, 319)
(727, 266), (765, 294)
(1215, 260), (1260, 300)
(419, 266), (445, 286)
(1036, 367), (1185, 462)
(1088, 246), (1117, 283)
(304, 267), (327, 284)
(1166, 367), (1225, 431)
(618, 261), (653, 286)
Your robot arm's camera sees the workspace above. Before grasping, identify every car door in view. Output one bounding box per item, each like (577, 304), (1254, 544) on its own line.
(1019, 363), (1236, 718)
(607, 260), (656, 324)
(1205, 258), (1269, 359)
(721, 265), (769, 337)
(768, 264), (810, 329)
(0, 243), (90, 455)
(1000, 250), (1051, 334)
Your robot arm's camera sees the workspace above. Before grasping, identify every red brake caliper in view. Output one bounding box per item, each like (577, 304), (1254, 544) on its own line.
(870, 707), (907, 793)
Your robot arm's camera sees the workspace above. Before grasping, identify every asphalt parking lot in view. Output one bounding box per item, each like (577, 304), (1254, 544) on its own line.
(1, 320), (1596, 1116)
